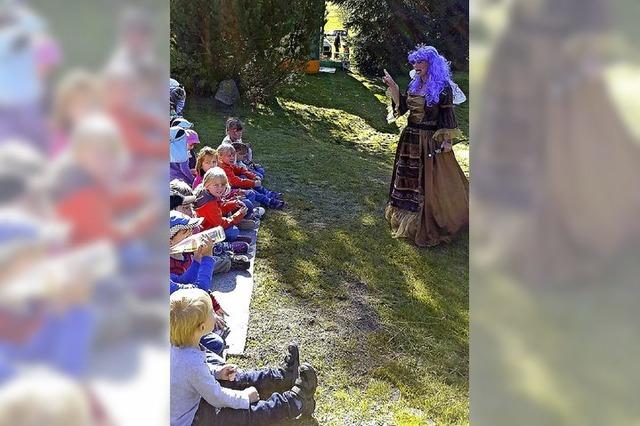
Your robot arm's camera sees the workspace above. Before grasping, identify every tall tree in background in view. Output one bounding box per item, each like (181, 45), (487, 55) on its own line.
(171, 0), (325, 104)
(333, 0), (468, 76)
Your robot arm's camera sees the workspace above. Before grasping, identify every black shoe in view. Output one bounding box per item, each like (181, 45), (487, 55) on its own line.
(279, 343), (300, 385)
(291, 363), (317, 417)
(230, 255), (250, 271)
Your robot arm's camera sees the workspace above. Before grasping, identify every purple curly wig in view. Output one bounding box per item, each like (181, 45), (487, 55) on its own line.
(407, 45), (452, 106)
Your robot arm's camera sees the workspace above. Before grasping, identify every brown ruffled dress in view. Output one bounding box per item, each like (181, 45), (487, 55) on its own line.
(385, 84), (469, 247)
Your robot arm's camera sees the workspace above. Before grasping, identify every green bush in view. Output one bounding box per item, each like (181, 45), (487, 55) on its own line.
(333, 0), (468, 76)
(170, 0), (325, 104)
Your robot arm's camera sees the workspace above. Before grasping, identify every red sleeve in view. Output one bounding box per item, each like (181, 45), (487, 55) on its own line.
(195, 201), (235, 229)
(223, 165), (255, 189)
(220, 200), (244, 225)
(220, 199), (241, 214)
(233, 164), (256, 180)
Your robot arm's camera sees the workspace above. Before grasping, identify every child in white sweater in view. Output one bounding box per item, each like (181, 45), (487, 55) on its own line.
(170, 288), (317, 425)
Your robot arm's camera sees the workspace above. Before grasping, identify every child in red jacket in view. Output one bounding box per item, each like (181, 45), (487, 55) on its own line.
(193, 167), (251, 242)
(217, 144), (284, 209)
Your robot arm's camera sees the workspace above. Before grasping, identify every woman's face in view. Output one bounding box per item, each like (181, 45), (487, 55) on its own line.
(206, 179), (226, 198)
(412, 60), (429, 79)
(202, 155), (217, 172)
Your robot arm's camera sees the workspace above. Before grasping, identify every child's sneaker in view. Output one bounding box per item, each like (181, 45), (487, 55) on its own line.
(230, 255), (250, 271)
(253, 207), (266, 219)
(229, 242), (249, 254)
(291, 363), (318, 417)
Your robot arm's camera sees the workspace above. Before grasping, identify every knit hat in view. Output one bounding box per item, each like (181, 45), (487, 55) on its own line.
(169, 210), (203, 239)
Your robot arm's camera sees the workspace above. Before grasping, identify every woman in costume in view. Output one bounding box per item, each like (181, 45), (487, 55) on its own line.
(383, 45), (468, 247)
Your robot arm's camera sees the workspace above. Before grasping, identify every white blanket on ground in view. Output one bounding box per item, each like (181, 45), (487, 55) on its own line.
(211, 227), (258, 355)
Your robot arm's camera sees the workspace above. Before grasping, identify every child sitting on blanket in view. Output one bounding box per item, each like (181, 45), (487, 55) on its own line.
(192, 149), (264, 224)
(169, 211), (229, 357)
(170, 210), (240, 292)
(170, 288), (318, 425)
(170, 182), (250, 269)
(193, 167), (254, 243)
(217, 144), (284, 209)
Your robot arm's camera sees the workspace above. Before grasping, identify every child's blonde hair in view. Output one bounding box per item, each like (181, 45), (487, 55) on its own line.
(217, 143), (236, 159)
(202, 167), (231, 195)
(170, 288), (213, 347)
(195, 146), (217, 178)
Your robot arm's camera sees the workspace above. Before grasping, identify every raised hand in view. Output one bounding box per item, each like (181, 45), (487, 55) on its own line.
(382, 68), (400, 106)
(382, 69), (399, 91)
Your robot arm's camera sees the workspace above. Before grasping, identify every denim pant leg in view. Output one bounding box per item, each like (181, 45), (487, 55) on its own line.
(218, 368), (293, 397)
(244, 190), (257, 203)
(200, 332), (225, 357)
(240, 198), (254, 218)
(192, 391), (303, 426)
(224, 226), (240, 242)
(247, 190), (271, 206)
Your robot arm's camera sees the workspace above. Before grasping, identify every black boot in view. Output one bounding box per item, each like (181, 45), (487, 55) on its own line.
(290, 363), (317, 417)
(278, 343), (300, 386)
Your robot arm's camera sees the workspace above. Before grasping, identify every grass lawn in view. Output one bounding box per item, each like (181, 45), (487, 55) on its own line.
(184, 70), (469, 425)
(325, 2), (346, 33)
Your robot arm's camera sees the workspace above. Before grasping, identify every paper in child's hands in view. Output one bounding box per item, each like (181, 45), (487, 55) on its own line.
(170, 227), (225, 254)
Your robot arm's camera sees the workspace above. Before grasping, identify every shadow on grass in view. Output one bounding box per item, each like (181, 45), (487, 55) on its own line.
(258, 209), (468, 386)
